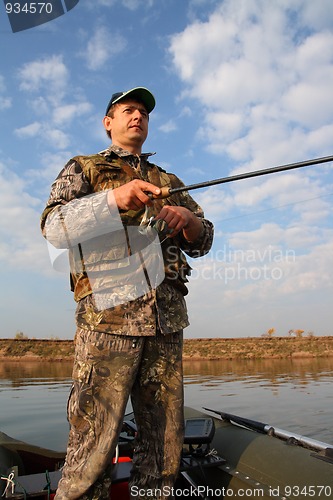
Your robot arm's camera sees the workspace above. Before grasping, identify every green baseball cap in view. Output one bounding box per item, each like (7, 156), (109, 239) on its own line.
(105, 87), (156, 115)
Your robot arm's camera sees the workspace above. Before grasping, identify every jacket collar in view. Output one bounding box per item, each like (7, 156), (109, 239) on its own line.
(100, 144), (156, 160)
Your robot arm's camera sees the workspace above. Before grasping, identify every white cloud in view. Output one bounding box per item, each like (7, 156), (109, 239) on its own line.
(83, 26), (127, 70)
(14, 122), (70, 149)
(18, 55), (68, 99)
(168, 0), (333, 162)
(15, 122), (42, 138)
(196, 187), (234, 221)
(197, 111), (244, 147)
(0, 97), (11, 110)
(231, 171), (328, 208)
(281, 31), (333, 128)
(44, 129), (70, 149)
(300, 0), (333, 30)
(16, 56), (95, 151)
(227, 222), (326, 253)
(93, 0), (155, 9)
(196, 166), (332, 231)
(122, 0), (155, 9)
(27, 150), (74, 182)
(29, 96), (49, 116)
(0, 75), (12, 110)
(52, 102), (93, 126)
(168, 2), (333, 330)
(179, 106), (193, 117)
(186, 229), (333, 337)
(0, 161), (50, 273)
(158, 119), (178, 133)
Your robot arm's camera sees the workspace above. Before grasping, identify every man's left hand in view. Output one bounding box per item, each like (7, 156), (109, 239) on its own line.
(154, 206), (202, 242)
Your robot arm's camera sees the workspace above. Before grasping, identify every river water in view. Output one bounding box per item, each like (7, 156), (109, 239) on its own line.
(0, 357), (332, 451)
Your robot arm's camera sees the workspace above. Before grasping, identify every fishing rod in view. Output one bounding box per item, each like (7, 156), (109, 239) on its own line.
(203, 407), (332, 452)
(153, 155), (333, 199)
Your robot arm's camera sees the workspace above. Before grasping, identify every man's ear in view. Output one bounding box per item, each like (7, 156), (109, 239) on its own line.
(103, 116), (112, 133)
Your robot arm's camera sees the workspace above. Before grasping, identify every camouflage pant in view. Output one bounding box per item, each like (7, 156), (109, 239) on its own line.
(55, 328), (184, 500)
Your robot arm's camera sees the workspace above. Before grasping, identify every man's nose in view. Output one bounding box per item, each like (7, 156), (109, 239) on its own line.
(133, 109), (144, 120)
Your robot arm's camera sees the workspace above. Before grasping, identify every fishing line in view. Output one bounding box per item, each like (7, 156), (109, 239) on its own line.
(216, 192), (333, 223)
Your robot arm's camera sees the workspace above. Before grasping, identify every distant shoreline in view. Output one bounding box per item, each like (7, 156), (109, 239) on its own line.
(1, 336), (333, 361)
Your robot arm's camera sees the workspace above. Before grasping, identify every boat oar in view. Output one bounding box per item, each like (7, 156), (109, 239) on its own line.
(203, 407), (269, 433)
(203, 407), (332, 452)
(152, 155), (333, 199)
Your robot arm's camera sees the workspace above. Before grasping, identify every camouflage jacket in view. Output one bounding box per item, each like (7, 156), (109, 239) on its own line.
(41, 145), (214, 336)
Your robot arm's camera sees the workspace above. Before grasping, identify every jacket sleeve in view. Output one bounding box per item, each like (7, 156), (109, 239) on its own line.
(40, 159), (123, 249)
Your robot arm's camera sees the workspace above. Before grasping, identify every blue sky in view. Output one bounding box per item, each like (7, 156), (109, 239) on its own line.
(1, 0), (332, 339)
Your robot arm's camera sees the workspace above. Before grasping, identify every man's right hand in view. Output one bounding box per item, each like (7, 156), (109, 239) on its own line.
(108, 179), (161, 211)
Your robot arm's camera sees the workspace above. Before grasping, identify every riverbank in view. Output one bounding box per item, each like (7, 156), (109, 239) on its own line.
(1, 336), (333, 361)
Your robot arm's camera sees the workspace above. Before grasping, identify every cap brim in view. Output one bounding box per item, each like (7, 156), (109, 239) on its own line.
(112, 87), (155, 114)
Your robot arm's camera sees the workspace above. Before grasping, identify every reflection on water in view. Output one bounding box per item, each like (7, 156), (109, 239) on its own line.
(183, 357), (333, 446)
(0, 361), (73, 450)
(0, 361), (73, 384)
(0, 358), (332, 450)
(184, 356), (333, 380)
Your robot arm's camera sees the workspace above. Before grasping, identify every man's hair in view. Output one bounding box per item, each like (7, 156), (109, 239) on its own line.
(105, 98), (148, 140)
(105, 105), (116, 139)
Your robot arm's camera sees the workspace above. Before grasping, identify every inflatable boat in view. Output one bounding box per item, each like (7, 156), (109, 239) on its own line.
(1, 407), (332, 499)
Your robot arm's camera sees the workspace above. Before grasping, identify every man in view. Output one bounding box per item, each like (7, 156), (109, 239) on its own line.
(41, 87), (214, 499)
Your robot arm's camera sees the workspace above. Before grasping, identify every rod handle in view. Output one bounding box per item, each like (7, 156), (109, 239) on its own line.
(151, 186), (172, 199)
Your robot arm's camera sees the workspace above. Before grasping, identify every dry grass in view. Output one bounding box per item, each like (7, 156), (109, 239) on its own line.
(0, 339), (74, 361)
(1, 336), (333, 361)
(183, 336), (333, 360)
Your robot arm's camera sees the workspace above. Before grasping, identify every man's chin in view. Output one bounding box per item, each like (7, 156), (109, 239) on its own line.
(129, 131), (147, 143)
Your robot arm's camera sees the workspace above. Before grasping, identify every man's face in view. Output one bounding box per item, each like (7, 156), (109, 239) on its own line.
(103, 98), (149, 153)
